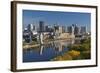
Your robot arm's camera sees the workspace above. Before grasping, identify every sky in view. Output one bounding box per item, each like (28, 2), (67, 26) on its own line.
(23, 10), (91, 32)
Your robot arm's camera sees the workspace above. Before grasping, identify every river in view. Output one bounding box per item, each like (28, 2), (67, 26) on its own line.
(23, 39), (81, 62)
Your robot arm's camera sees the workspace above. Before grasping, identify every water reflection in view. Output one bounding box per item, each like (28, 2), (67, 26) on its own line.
(23, 39), (80, 62)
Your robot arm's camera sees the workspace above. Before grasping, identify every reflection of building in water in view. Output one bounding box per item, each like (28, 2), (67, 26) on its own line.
(24, 39), (77, 57)
(40, 46), (43, 55)
(71, 39), (75, 44)
(39, 33), (44, 44)
(54, 41), (62, 52)
(38, 41), (64, 55)
(58, 42), (63, 52)
(39, 39), (76, 55)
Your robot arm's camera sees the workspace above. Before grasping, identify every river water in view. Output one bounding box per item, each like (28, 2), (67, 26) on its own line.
(23, 39), (80, 62)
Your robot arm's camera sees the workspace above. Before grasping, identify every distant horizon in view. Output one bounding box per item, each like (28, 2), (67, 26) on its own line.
(23, 10), (91, 32)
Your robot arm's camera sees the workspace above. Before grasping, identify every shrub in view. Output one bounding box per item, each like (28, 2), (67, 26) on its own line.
(68, 50), (80, 58)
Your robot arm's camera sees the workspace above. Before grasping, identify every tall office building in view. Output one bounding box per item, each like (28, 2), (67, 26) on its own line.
(54, 24), (59, 31)
(62, 26), (66, 33)
(27, 24), (33, 31)
(39, 21), (45, 32)
(67, 26), (72, 33)
(45, 25), (49, 32)
(67, 24), (80, 35)
(33, 24), (38, 32)
(74, 24), (80, 35)
(59, 26), (63, 34)
(33, 25), (35, 31)
(80, 26), (86, 34)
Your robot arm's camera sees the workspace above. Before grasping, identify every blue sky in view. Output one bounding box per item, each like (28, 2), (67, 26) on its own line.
(23, 10), (91, 31)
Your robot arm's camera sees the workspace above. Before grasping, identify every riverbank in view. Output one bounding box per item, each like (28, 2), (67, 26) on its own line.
(23, 38), (76, 49)
(51, 38), (91, 61)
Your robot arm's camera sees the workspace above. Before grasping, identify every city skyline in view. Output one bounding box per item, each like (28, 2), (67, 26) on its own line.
(23, 10), (91, 32)
(23, 10), (91, 63)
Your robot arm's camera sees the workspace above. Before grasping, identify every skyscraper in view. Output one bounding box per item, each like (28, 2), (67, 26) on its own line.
(73, 24), (80, 35)
(54, 24), (59, 31)
(27, 24), (33, 31)
(33, 25), (35, 31)
(67, 26), (72, 33)
(59, 26), (63, 34)
(67, 24), (80, 35)
(62, 26), (66, 33)
(39, 21), (45, 32)
(80, 26), (86, 35)
(45, 25), (48, 32)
